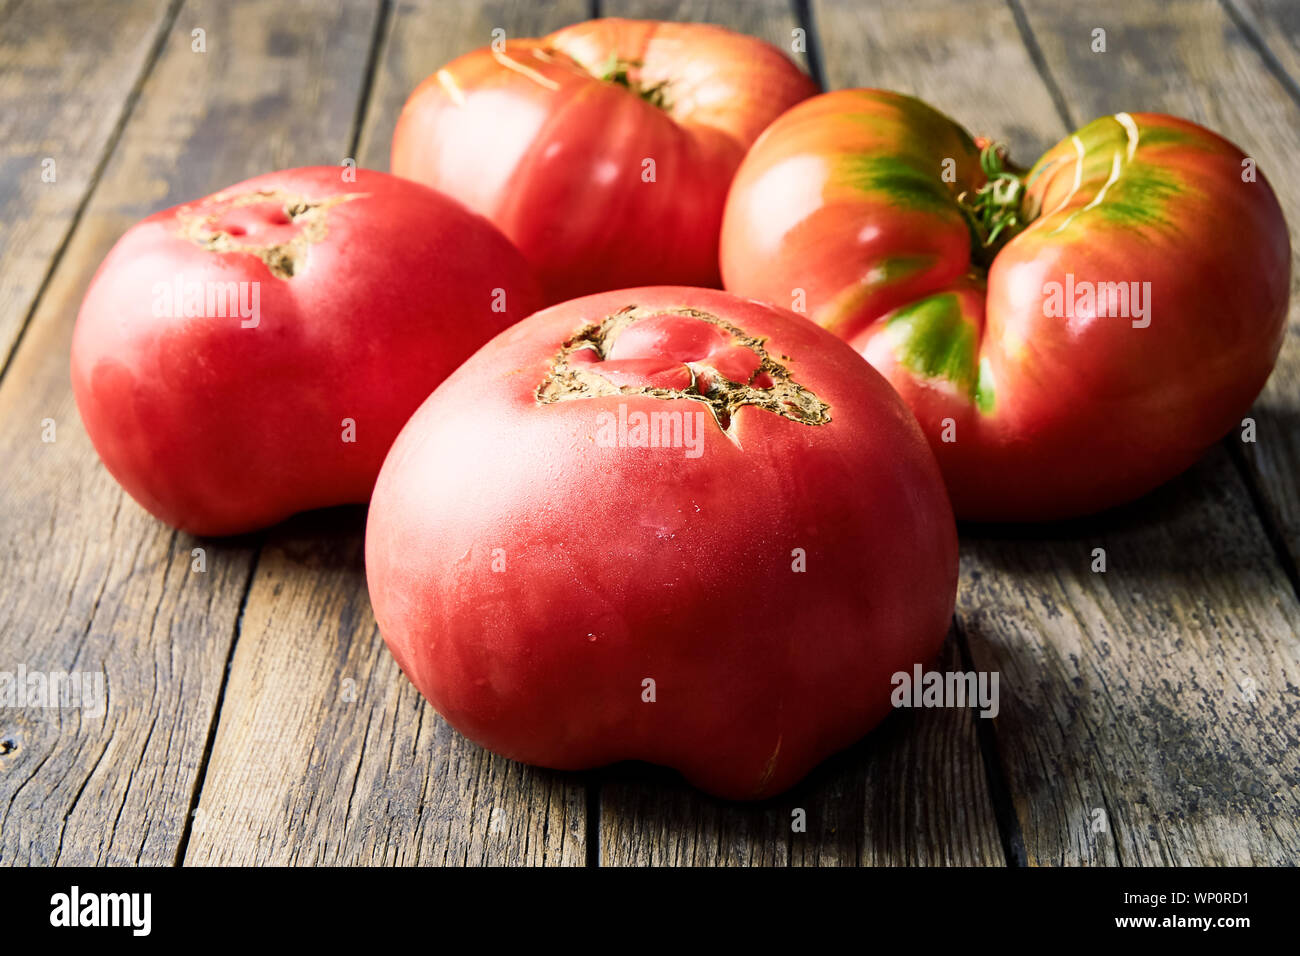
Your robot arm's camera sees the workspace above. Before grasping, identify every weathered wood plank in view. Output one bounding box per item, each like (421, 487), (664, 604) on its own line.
(962, 447), (1300, 865)
(813, 0), (1300, 864)
(0, 0), (176, 375)
(185, 0), (593, 867)
(0, 0), (380, 865)
(1227, 0), (1300, 101)
(1227, 3), (1300, 571)
(593, 0), (1003, 867)
(600, 0), (813, 74)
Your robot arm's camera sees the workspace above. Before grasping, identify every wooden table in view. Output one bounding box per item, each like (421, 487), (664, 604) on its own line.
(1, 0), (1297, 867)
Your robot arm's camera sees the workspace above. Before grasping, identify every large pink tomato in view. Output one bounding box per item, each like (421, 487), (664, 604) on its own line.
(721, 90), (1290, 520)
(391, 18), (817, 303)
(365, 286), (957, 799)
(72, 166), (541, 536)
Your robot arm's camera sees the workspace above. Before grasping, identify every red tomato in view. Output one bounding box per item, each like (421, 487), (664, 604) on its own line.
(721, 90), (1291, 520)
(391, 18), (817, 304)
(365, 286), (957, 799)
(72, 166), (541, 536)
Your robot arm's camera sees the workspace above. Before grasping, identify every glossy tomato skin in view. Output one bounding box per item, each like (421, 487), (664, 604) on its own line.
(391, 18), (817, 304)
(365, 286), (957, 799)
(72, 166), (541, 536)
(721, 90), (1291, 520)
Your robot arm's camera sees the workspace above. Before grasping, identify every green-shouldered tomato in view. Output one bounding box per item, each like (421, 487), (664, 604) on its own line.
(721, 90), (1290, 520)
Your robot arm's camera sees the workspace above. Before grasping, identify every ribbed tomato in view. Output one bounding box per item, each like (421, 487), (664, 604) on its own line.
(72, 167), (541, 536)
(365, 286), (957, 799)
(391, 18), (817, 304)
(721, 90), (1290, 520)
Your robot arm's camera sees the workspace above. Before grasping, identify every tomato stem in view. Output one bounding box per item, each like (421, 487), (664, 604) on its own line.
(958, 142), (1029, 267)
(595, 54), (671, 110)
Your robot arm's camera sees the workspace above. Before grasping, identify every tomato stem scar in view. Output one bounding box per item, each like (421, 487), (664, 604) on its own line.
(535, 305), (831, 435)
(176, 189), (368, 280)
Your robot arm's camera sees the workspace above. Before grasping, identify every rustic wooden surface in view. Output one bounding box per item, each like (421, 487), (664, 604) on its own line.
(0, 0), (1296, 866)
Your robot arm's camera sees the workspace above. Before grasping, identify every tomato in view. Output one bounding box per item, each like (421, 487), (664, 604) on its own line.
(72, 166), (541, 536)
(365, 286), (957, 799)
(721, 90), (1291, 520)
(390, 18), (817, 304)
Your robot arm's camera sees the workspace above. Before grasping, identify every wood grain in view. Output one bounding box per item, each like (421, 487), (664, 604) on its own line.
(1228, 3), (1300, 571)
(960, 449), (1300, 865)
(602, 0), (814, 75)
(1227, 0), (1300, 101)
(0, 0), (176, 373)
(813, 0), (1300, 864)
(592, 0), (1003, 867)
(185, 0), (593, 867)
(0, 0), (380, 864)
